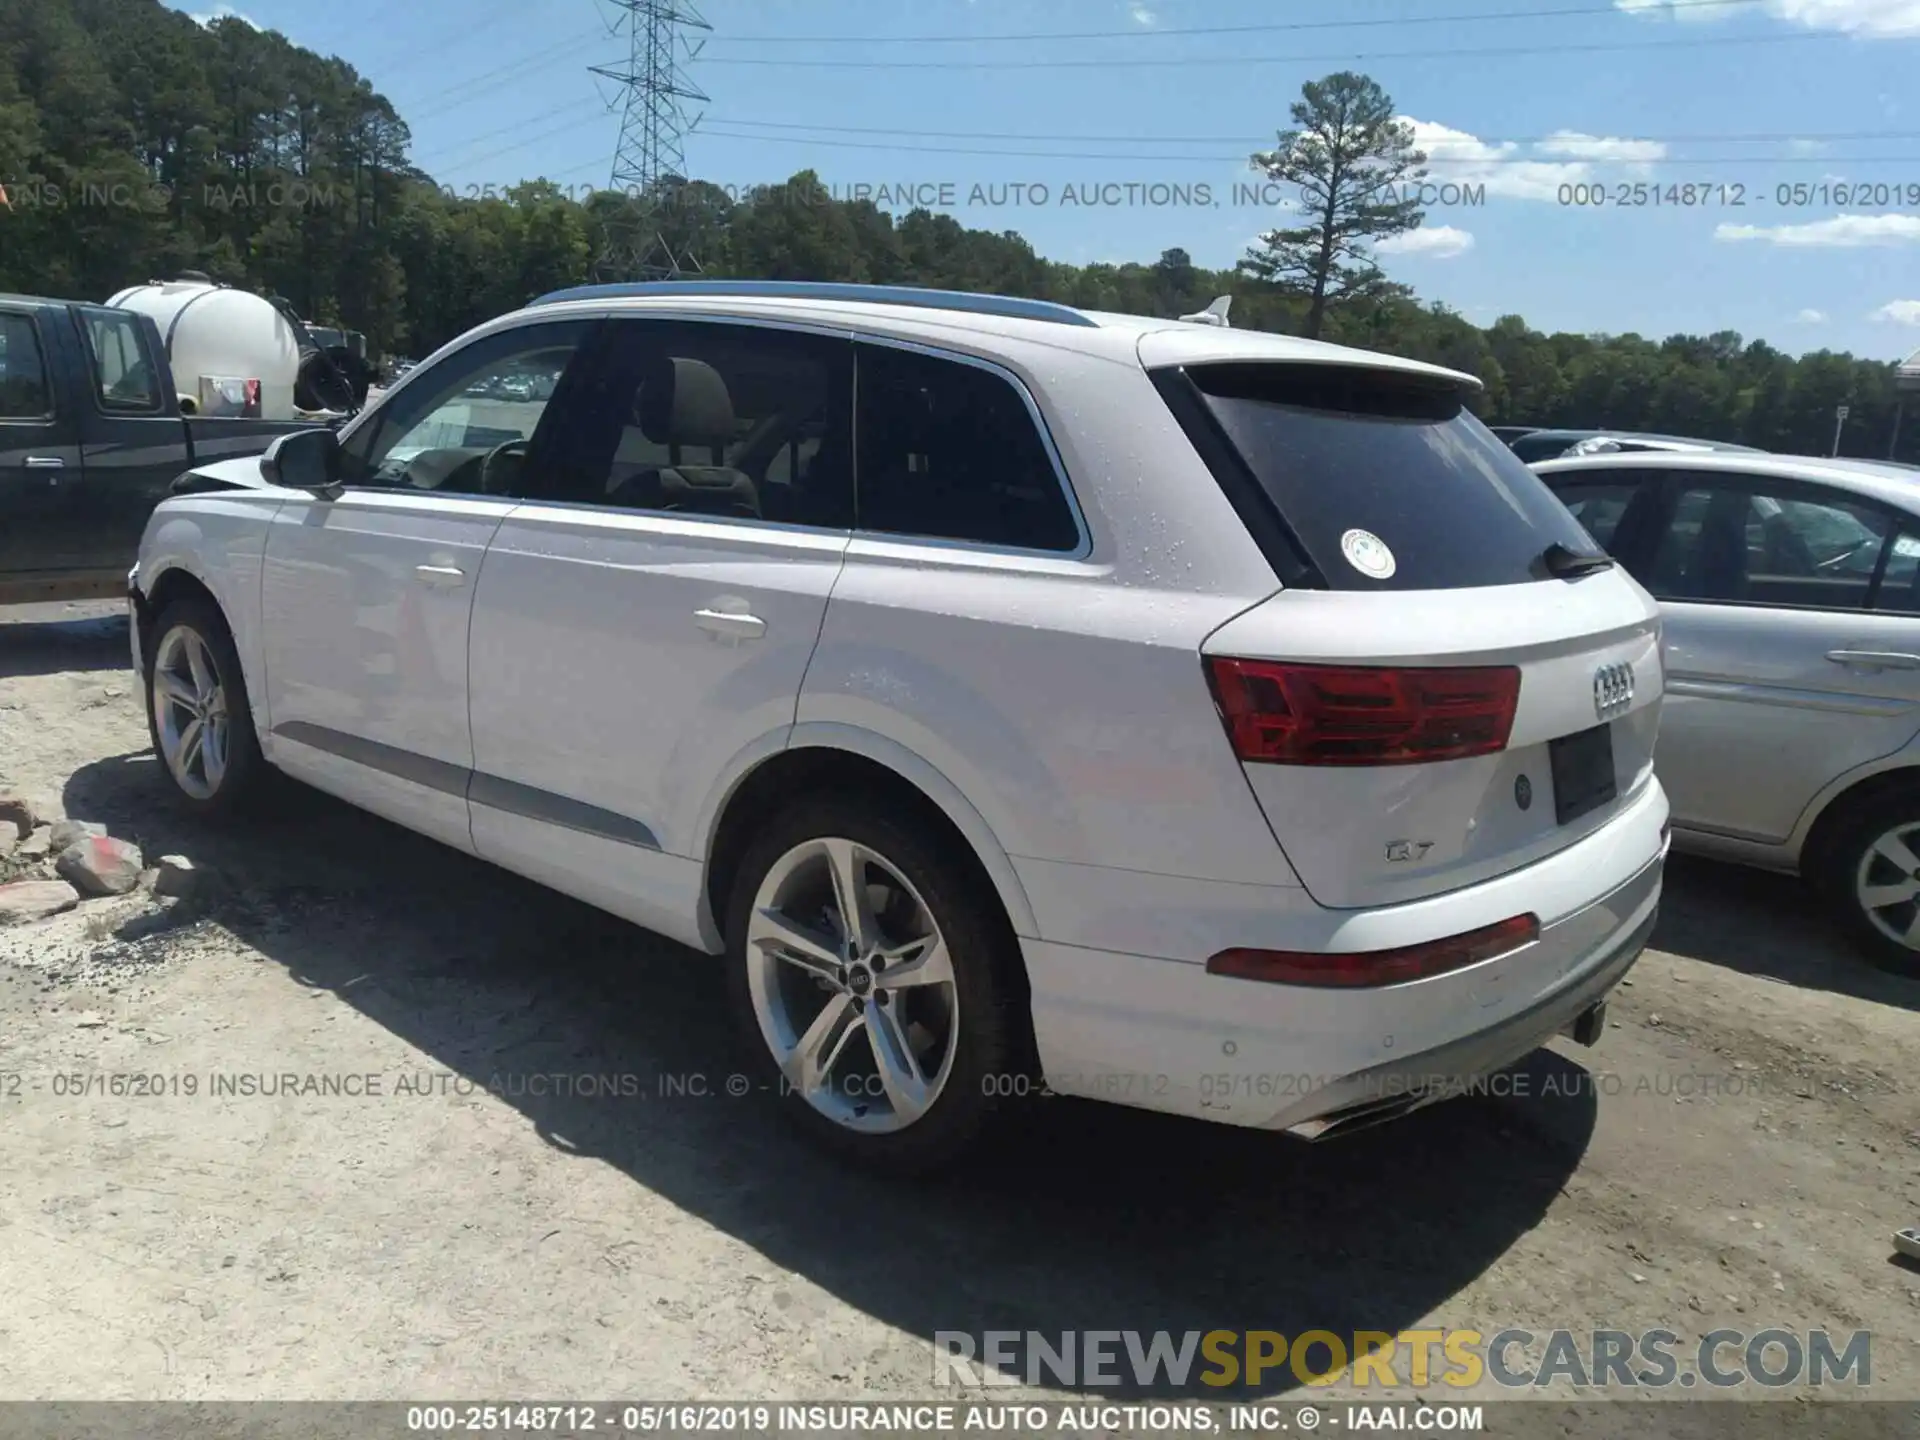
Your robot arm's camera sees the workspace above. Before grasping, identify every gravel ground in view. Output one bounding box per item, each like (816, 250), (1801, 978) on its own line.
(1, 600), (1917, 1416)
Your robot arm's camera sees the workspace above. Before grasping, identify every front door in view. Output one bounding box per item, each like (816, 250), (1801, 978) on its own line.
(1632, 473), (1920, 842)
(257, 318), (597, 852)
(465, 317), (855, 945)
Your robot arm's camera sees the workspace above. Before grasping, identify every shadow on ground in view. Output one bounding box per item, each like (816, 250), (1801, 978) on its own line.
(1652, 853), (1917, 1010)
(64, 751), (1599, 1399)
(0, 604), (130, 680)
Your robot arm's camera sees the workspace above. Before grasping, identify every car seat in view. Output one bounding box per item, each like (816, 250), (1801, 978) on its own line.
(607, 355), (760, 520)
(1690, 490), (1751, 601)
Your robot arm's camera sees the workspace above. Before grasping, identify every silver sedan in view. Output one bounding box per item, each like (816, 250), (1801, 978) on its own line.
(1536, 449), (1920, 975)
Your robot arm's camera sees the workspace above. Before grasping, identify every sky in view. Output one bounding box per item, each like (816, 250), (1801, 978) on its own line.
(174, 0), (1920, 360)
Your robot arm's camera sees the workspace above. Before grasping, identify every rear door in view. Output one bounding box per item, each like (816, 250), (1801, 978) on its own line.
(68, 305), (191, 574)
(1157, 361), (1663, 909)
(1619, 471), (1920, 843)
(0, 305), (85, 582)
(464, 317), (854, 941)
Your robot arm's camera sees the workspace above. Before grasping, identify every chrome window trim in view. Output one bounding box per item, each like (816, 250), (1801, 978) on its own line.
(422, 308), (1099, 562)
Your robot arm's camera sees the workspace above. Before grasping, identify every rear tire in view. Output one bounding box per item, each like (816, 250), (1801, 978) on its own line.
(1811, 786), (1920, 978)
(145, 598), (268, 815)
(723, 796), (1024, 1175)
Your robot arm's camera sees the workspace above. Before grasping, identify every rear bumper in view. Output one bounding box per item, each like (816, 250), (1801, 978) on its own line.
(1021, 797), (1666, 1132)
(1271, 869), (1656, 1137)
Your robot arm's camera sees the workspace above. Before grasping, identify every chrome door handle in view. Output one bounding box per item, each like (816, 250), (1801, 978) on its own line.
(24, 456), (65, 469)
(1827, 649), (1920, 670)
(414, 563), (467, 587)
(694, 608), (766, 640)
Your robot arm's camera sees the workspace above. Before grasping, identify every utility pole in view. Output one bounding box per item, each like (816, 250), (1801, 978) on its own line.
(591, 0), (710, 281)
(1831, 404), (1848, 458)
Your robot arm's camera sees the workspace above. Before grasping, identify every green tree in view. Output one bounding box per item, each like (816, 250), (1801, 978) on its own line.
(1240, 71), (1427, 339)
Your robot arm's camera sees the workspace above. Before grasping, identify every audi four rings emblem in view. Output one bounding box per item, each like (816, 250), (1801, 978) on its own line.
(1593, 662), (1634, 721)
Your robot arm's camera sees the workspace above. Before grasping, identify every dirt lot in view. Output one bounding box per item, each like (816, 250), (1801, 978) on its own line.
(1, 600), (1917, 1410)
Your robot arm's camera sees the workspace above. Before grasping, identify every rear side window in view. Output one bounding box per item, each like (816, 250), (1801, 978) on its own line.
(1167, 364), (1597, 590)
(854, 343), (1081, 553)
(1544, 479), (1642, 551)
(0, 313), (53, 418)
(1507, 432), (1579, 463)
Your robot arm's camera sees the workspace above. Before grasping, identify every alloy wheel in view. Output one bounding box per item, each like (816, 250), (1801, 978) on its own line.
(1852, 820), (1920, 951)
(744, 836), (960, 1132)
(152, 625), (230, 801)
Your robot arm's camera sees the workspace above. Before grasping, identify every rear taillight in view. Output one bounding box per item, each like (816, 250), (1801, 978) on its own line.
(1204, 658), (1520, 766)
(1207, 914), (1539, 989)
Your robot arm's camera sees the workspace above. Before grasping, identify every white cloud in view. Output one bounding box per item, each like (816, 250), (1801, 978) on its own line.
(1402, 118), (1663, 201)
(1796, 308), (1830, 322)
(1873, 299), (1920, 325)
(1375, 225), (1476, 259)
(190, 3), (259, 26)
(1786, 138), (1830, 156)
(1612, 0), (1738, 22)
(1128, 2), (1158, 24)
(1616, 0), (1920, 36)
(1534, 131), (1668, 167)
(1715, 212), (1920, 246)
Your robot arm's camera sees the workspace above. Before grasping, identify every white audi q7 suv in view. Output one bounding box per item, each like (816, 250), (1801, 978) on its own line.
(129, 282), (1669, 1172)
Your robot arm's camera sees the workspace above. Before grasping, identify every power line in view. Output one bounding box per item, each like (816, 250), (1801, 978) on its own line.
(707, 0), (1769, 46)
(400, 32), (607, 117)
(410, 99), (606, 168)
(703, 117), (1920, 148)
(349, 0), (527, 78)
(696, 126), (1920, 167)
(696, 28), (1853, 70)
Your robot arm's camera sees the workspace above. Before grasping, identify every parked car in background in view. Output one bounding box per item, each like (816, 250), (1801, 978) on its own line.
(1536, 449), (1920, 974)
(1, 292), (310, 604)
(128, 280), (1667, 1170)
(1508, 429), (1763, 464)
(1486, 425), (1541, 442)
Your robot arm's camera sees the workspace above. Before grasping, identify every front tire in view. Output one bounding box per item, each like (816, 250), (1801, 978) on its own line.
(145, 598), (267, 814)
(1814, 787), (1920, 978)
(724, 797), (1024, 1175)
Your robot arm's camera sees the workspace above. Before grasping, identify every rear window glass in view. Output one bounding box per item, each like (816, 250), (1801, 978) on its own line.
(1177, 364), (1597, 591)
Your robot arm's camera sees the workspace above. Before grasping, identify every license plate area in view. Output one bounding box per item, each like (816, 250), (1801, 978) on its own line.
(1549, 723), (1617, 826)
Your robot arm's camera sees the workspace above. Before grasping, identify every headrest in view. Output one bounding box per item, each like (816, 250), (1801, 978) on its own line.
(636, 356), (736, 450)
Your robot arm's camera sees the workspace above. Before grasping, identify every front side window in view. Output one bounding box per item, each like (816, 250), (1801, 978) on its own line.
(341, 320), (593, 497)
(1644, 480), (1891, 610)
(82, 310), (163, 413)
(0, 313), (52, 419)
(1872, 527), (1920, 614)
(854, 344), (1082, 553)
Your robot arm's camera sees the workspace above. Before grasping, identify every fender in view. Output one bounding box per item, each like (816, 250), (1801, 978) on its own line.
(691, 720), (1041, 945)
(138, 495), (286, 743)
(1787, 736), (1920, 862)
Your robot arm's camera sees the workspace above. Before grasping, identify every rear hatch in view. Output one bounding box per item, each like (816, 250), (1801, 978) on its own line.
(1156, 356), (1663, 910)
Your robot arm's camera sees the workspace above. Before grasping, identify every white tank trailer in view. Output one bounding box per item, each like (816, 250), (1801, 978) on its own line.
(107, 274), (303, 419)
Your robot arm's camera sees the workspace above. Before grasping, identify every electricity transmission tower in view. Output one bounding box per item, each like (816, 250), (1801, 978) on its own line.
(591, 0), (711, 280)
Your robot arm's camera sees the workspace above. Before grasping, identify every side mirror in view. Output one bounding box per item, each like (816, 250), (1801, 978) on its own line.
(261, 428), (344, 500)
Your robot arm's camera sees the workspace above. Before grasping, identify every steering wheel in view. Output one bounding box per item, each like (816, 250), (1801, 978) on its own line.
(1814, 534), (1877, 572)
(477, 439), (529, 495)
